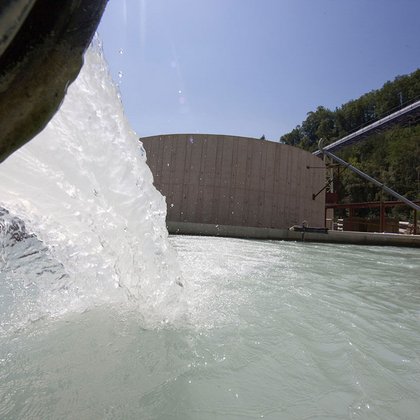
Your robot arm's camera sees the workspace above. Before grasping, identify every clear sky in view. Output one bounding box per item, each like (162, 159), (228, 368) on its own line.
(97, 0), (420, 141)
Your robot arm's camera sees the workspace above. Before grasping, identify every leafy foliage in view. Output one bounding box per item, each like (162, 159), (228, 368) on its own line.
(281, 69), (420, 149)
(280, 69), (420, 210)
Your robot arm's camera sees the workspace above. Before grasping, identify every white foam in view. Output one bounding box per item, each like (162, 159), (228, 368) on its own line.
(0, 39), (184, 328)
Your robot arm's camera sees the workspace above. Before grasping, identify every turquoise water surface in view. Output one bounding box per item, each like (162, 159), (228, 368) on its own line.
(1, 236), (419, 420)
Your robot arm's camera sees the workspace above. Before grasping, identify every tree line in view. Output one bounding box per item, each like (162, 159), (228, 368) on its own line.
(280, 69), (420, 212)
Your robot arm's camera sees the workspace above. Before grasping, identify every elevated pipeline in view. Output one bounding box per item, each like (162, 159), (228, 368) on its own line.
(317, 139), (420, 212)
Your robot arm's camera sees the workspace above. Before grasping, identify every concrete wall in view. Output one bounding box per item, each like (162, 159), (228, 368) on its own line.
(142, 134), (326, 229)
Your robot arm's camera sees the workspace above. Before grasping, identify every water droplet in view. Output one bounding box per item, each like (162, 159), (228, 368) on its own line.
(118, 71), (123, 79)
(118, 48), (123, 55)
(170, 203), (174, 208)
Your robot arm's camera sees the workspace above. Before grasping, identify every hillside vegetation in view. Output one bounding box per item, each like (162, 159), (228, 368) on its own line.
(280, 69), (420, 209)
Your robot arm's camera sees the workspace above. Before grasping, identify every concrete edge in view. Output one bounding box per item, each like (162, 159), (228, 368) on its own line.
(167, 221), (420, 248)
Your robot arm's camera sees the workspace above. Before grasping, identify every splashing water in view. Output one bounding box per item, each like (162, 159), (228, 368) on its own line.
(0, 39), (184, 332)
(1, 37), (420, 420)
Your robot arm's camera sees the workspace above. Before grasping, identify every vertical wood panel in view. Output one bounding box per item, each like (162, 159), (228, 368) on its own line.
(218, 137), (233, 224)
(263, 142), (276, 227)
(142, 135), (325, 229)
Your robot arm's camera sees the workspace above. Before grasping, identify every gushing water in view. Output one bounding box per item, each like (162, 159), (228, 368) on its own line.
(1, 39), (420, 420)
(0, 40), (184, 332)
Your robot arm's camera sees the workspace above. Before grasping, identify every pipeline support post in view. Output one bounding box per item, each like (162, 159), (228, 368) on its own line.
(317, 139), (420, 235)
(380, 196), (385, 232)
(317, 139), (420, 213)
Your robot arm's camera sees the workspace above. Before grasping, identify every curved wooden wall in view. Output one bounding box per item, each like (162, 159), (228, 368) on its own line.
(142, 134), (326, 229)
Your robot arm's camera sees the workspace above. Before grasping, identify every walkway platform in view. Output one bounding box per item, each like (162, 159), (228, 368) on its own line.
(167, 222), (420, 248)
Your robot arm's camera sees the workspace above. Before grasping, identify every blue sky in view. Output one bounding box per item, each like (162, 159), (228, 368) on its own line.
(98, 0), (420, 141)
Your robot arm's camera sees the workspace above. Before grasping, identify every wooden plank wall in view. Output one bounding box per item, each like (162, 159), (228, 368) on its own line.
(142, 134), (325, 229)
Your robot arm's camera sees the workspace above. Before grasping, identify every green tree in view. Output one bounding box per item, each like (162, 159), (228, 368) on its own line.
(279, 68), (420, 209)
